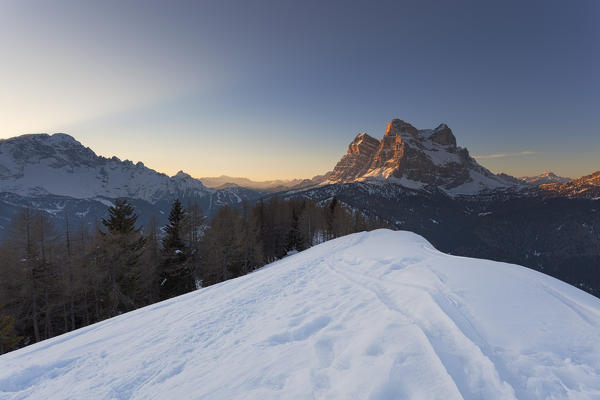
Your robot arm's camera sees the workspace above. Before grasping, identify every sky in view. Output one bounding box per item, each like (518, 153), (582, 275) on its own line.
(0, 0), (598, 180)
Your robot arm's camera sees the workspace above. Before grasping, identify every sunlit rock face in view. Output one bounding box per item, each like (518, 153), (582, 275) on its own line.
(328, 133), (380, 182)
(325, 119), (516, 195)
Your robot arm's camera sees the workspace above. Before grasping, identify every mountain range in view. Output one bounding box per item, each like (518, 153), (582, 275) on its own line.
(0, 133), (263, 231)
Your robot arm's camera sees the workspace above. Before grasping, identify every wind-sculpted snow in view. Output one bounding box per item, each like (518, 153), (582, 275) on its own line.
(1, 230), (600, 399)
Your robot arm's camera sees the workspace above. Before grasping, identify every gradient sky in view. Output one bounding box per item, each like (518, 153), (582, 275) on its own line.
(1, 0), (598, 180)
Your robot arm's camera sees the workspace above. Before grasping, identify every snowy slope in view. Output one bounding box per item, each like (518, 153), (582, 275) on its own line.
(1, 230), (600, 399)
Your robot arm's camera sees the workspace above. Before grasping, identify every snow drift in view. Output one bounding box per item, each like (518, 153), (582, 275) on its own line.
(1, 230), (600, 399)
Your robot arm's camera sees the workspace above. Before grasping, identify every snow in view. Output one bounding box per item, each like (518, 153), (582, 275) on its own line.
(0, 134), (211, 204)
(423, 148), (461, 166)
(445, 170), (513, 196)
(1, 230), (600, 399)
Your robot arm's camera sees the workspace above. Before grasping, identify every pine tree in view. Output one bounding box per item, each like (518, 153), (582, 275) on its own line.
(102, 199), (139, 235)
(287, 207), (307, 252)
(99, 199), (146, 316)
(158, 199), (195, 299)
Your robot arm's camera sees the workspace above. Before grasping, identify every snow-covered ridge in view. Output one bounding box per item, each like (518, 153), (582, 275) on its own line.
(2, 229), (598, 399)
(0, 133), (211, 203)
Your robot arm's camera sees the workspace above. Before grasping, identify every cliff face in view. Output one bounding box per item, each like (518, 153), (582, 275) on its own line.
(325, 119), (516, 195)
(328, 133), (380, 182)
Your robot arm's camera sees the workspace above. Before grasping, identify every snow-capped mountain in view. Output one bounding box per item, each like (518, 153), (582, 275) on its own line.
(322, 119), (520, 195)
(1, 230), (599, 399)
(0, 133), (210, 202)
(520, 172), (571, 186)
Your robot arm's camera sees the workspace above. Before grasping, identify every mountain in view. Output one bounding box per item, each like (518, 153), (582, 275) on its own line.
(520, 172), (571, 185)
(199, 175), (307, 192)
(0, 133), (209, 201)
(323, 119), (519, 195)
(0, 133), (263, 232)
(1, 230), (599, 399)
(540, 171), (600, 199)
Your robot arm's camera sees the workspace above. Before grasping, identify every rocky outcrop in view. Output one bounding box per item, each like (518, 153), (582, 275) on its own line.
(328, 133), (380, 182)
(325, 119), (517, 195)
(430, 124), (456, 147)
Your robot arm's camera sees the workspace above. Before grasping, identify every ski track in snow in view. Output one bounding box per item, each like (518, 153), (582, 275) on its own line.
(1, 230), (600, 399)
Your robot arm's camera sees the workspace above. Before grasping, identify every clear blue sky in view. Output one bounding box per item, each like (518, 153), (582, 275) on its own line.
(1, 0), (598, 179)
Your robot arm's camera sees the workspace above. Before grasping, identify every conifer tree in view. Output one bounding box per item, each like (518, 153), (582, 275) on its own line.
(287, 208), (307, 252)
(102, 199), (139, 235)
(99, 199), (145, 316)
(158, 199), (194, 299)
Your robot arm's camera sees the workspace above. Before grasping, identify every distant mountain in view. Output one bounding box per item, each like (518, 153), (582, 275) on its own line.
(0, 133), (263, 232)
(540, 171), (600, 199)
(0, 133), (211, 202)
(199, 175), (306, 192)
(322, 119), (520, 195)
(520, 172), (571, 186)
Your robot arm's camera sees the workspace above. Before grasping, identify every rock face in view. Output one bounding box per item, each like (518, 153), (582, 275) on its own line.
(325, 119), (517, 195)
(328, 133), (380, 182)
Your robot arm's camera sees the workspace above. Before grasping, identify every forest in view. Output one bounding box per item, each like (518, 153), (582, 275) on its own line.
(0, 197), (385, 353)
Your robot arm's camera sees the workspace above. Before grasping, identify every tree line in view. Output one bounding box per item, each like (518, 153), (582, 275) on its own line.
(0, 196), (385, 353)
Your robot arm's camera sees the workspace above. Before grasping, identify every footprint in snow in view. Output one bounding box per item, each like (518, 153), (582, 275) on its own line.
(266, 316), (331, 345)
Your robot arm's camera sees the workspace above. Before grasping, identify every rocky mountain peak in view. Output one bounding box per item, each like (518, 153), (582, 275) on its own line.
(348, 133), (379, 154)
(431, 123), (457, 147)
(384, 119), (418, 137)
(327, 133), (380, 182)
(325, 118), (518, 195)
(48, 133), (79, 145)
(173, 170), (192, 179)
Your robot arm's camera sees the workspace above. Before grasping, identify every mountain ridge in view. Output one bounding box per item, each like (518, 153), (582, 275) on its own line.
(0, 133), (211, 203)
(520, 172), (571, 185)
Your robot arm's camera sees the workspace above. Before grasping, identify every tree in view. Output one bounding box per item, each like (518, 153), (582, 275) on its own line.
(201, 206), (245, 285)
(182, 201), (205, 285)
(287, 206), (307, 252)
(0, 305), (22, 354)
(158, 200), (195, 299)
(99, 199), (146, 316)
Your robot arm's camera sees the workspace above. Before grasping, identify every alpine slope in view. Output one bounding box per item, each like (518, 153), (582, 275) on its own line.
(1, 230), (599, 399)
